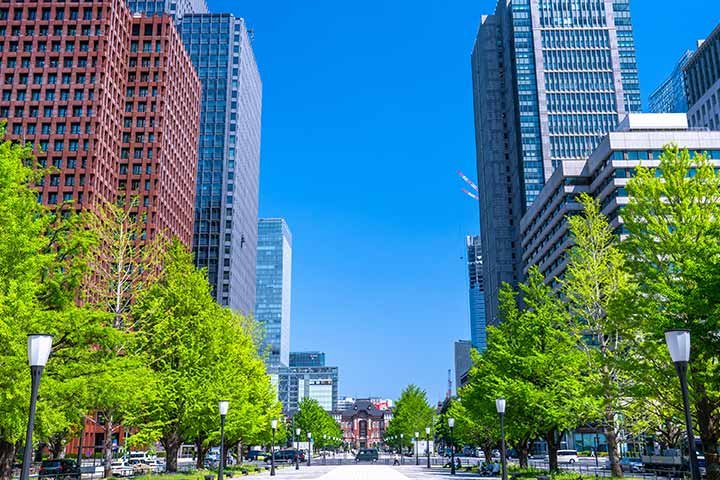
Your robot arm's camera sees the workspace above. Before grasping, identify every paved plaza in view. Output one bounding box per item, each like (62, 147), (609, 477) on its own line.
(255, 465), (487, 479)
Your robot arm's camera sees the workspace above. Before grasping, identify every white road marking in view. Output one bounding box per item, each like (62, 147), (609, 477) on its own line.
(318, 465), (412, 479)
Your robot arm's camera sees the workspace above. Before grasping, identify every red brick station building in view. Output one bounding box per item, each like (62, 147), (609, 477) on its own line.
(335, 399), (393, 449)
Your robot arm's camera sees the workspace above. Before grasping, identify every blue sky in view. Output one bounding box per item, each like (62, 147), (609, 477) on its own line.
(209, 0), (720, 403)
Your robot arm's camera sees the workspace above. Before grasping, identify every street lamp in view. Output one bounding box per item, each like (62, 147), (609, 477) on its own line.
(322, 434), (327, 465)
(400, 433), (404, 465)
(415, 432), (419, 465)
(448, 417), (456, 475)
(270, 419), (278, 476)
(665, 330), (700, 480)
(496, 399), (507, 480)
(218, 401), (229, 480)
(295, 428), (301, 470)
(20, 334), (53, 480)
(426, 427), (431, 469)
(307, 432), (312, 467)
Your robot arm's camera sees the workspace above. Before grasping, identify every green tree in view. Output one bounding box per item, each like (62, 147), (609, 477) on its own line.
(622, 145), (720, 480)
(293, 398), (341, 453)
(563, 193), (638, 477)
(386, 385), (435, 452)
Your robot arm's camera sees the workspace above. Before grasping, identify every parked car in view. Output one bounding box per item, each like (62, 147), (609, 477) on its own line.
(110, 461), (134, 477)
(247, 450), (269, 462)
(39, 459), (81, 480)
(620, 457), (643, 473)
(557, 450), (579, 464)
(355, 448), (379, 462)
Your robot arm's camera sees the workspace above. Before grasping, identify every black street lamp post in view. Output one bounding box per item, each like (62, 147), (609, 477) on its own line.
(449, 418), (456, 475)
(415, 432), (419, 465)
(496, 399), (507, 480)
(218, 401), (229, 480)
(322, 434), (326, 465)
(400, 434), (404, 465)
(21, 335), (53, 480)
(295, 428), (301, 470)
(270, 419), (277, 476)
(426, 427), (431, 469)
(665, 330), (701, 480)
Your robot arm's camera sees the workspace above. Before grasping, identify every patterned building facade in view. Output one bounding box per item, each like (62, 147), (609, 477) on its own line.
(686, 23), (720, 130)
(648, 50), (693, 114)
(471, 0), (640, 326)
(0, 0), (200, 245)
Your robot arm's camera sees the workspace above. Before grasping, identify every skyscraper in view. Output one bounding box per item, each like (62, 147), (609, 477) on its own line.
(255, 218), (292, 370)
(685, 24), (720, 130)
(290, 351), (326, 368)
(466, 236), (486, 352)
(471, 0), (640, 325)
(278, 351), (339, 414)
(0, 0), (201, 246)
(649, 50), (693, 114)
(179, 14), (262, 313)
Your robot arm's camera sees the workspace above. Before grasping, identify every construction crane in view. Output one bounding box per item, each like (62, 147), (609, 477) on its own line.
(457, 170), (479, 201)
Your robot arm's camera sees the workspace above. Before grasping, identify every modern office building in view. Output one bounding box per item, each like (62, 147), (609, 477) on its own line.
(471, 0), (640, 326)
(649, 50), (693, 114)
(0, 0), (201, 246)
(454, 340), (473, 392)
(520, 113), (720, 281)
(466, 235), (486, 351)
(290, 351), (326, 368)
(686, 24), (720, 130)
(278, 365), (339, 414)
(180, 14), (262, 312)
(126, 0), (207, 17)
(255, 218), (292, 369)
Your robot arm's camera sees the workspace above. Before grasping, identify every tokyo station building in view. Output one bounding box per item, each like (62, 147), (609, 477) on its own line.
(0, 0), (201, 245)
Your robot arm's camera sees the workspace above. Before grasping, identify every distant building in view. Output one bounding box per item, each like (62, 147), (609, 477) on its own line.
(278, 364), (339, 414)
(126, 0), (207, 17)
(521, 114), (720, 281)
(454, 340), (473, 392)
(255, 219), (292, 369)
(472, 0), (640, 327)
(290, 351), (326, 368)
(649, 50), (693, 114)
(466, 236), (487, 351)
(335, 399), (393, 450)
(686, 24), (720, 130)
(337, 396), (355, 411)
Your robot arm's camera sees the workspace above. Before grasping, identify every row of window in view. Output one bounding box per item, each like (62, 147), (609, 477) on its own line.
(9, 122), (91, 135)
(541, 28), (609, 50)
(0, 7), (101, 21)
(2, 56), (96, 69)
(4, 72), (96, 86)
(1, 39), (98, 53)
(548, 113), (619, 135)
(543, 47), (612, 72)
(0, 25), (103, 38)
(2, 88), (92, 101)
(1, 105), (92, 118)
(545, 71), (615, 92)
(546, 92), (617, 113)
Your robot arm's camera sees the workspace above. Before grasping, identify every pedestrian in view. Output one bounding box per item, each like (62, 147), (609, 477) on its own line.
(393, 453), (400, 465)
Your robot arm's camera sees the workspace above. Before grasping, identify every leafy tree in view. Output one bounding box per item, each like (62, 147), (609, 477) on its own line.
(385, 385), (435, 452)
(563, 193), (638, 477)
(622, 146), (720, 480)
(293, 398), (341, 453)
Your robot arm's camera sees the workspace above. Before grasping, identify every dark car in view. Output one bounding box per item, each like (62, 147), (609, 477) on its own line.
(247, 450), (269, 461)
(355, 448), (379, 462)
(39, 459), (81, 480)
(268, 450), (305, 463)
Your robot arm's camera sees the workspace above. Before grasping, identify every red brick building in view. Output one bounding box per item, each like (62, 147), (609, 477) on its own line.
(336, 399), (393, 449)
(0, 0), (200, 245)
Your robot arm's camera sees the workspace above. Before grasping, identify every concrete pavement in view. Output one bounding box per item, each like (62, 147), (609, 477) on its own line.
(255, 465), (492, 479)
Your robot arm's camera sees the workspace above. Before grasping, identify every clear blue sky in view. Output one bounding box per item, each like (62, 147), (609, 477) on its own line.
(208, 0), (720, 403)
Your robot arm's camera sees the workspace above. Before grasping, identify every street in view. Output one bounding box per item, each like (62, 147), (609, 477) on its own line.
(255, 465), (487, 479)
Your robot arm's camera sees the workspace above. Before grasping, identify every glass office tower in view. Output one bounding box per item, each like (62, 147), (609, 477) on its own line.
(466, 236), (486, 352)
(180, 14), (262, 313)
(649, 50), (693, 113)
(256, 218), (292, 370)
(126, 0), (207, 18)
(471, 0), (640, 326)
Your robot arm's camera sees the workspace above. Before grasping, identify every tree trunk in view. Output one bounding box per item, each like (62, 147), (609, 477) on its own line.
(0, 440), (16, 480)
(513, 440), (529, 468)
(236, 441), (243, 465)
(162, 432), (183, 473)
(103, 415), (113, 479)
(546, 430), (559, 472)
(695, 380), (720, 480)
(482, 443), (493, 467)
(49, 436), (65, 460)
(194, 435), (207, 470)
(605, 417), (624, 478)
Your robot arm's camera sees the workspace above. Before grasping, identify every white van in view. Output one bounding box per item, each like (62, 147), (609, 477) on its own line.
(557, 450), (579, 464)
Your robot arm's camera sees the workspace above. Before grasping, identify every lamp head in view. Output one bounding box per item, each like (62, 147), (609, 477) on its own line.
(296, 428), (301, 436)
(218, 400), (229, 416)
(426, 427), (431, 435)
(271, 419), (278, 430)
(448, 417), (455, 428)
(27, 334), (53, 367)
(496, 398), (506, 414)
(665, 329), (691, 363)
(307, 432), (312, 439)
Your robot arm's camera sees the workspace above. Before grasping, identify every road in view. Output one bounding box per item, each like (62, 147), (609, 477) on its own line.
(255, 465), (488, 479)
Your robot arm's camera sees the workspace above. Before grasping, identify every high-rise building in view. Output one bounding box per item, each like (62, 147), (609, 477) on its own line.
(179, 14), (262, 312)
(126, 0), (207, 17)
(466, 235), (486, 352)
(649, 50), (693, 114)
(278, 365), (339, 414)
(686, 24), (720, 130)
(290, 351), (326, 368)
(454, 340), (473, 392)
(471, 0), (640, 326)
(520, 113), (720, 280)
(255, 218), (292, 369)
(0, 0), (201, 246)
